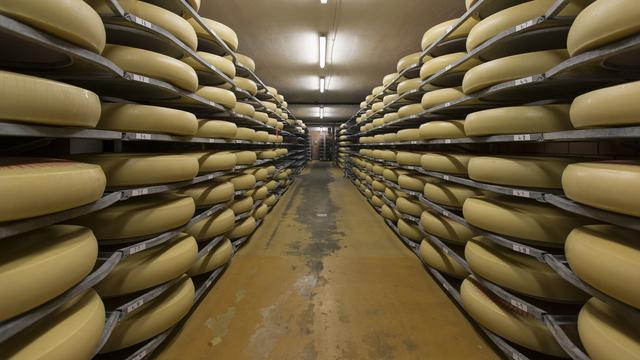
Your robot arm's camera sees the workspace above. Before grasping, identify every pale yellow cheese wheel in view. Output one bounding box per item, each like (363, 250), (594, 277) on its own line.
(397, 52), (428, 73)
(466, 0), (584, 51)
(264, 194), (279, 206)
(397, 78), (422, 95)
(566, 225), (640, 308)
(420, 120), (466, 139)
(275, 148), (288, 156)
(230, 52), (256, 72)
(385, 187), (407, 202)
(383, 73), (399, 85)
(219, 173), (256, 190)
(383, 94), (399, 106)
(197, 119), (238, 138)
(371, 180), (386, 192)
(421, 17), (478, 50)
(420, 52), (480, 80)
(419, 240), (468, 279)
(467, 236), (587, 302)
(421, 88), (464, 109)
(235, 127), (257, 141)
(185, 208), (235, 241)
(397, 218), (423, 242)
(396, 197), (427, 217)
(233, 77), (258, 95)
(73, 153), (198, 187)
(0, 158), (106, 222)
(228, 216), (257, 239)
(177, 180), (235, 207)
(265, 180), (279, 190)
(255, 131), (270, 142)
(397, 128), (421, 142)
(182, 51), (236, 79)
(233, 102), (256, 119)
(398, 174), (432, 192)
(578, 297), (640, 360)
(244, 167), (270, 181)
(258, 150), (277, 159)
(101, 277), (195, 353)
(229, 150), (257, 165)
(102, 44), (198, 92)
(465, 104), (572, 136)
(251, 186), (269, 200)
(188, 238), (233, 276)
(0, 71), (101, 128)
(195, 86), (237, 109)
(254, 111), (269, 123)
(183, 151), (237, 173)
(252, 203), (269, 220)
(562, 161), (640, 217)
(384, 112), (400, 123)
(0, 0), (106, 53)
(460, 278), (572, 357)
(96, 234), (197, 297)
(468, 156), (577, 189)
(372, 118), (385, 128)
(462, 50), (569, 94)
(421, 153), (473, 175)
(187, 17), (238, 51)
(0, 225), (97, 321)
(373, 134), (385, 143)
(382, 168), (405, 182)
(261, 101), (278, 111)
(420, 211), (474, 245)
(372, 102), (384, 112)
(371, 195), (384, 208)
(378, 150), (398, 162)
(380, 204), (399, 221)
(396, 151), (423, 166)
(424, 181), (483, 207)
(398, 103), (424, 118)
(570, 81), (640, 128)
(463, 196), (593, 247)
(98, 103), (197, 136)
(1, 289), (104, 360)
(229, 196), (254, 214)
(71, 194), (195, 240)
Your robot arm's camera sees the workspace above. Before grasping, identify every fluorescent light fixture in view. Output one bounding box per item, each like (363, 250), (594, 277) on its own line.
(320, 106), (324, 119)
(320, 0), (328, 3)
(319, 35), (327, 68)
(319, 77), (325, 93)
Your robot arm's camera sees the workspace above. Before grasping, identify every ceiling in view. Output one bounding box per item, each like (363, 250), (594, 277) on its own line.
(200, 0), (465, 124)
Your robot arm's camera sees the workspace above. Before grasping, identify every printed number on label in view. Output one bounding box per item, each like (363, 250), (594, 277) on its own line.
(443, 175), (450, 181)
(514, 76), (534, 86)
(512, 244), (530, 255)
(127, 299), (145, 313)
(131, 74), (148, 83)
(131, 188), (149, 197)
(129, 243), (146, 255)
(510, 299), (528, 313)
(513, 134), (531, 141)
(515, 19), (535, 32)
(131, 351), (147, 360)
(444, 139), (452, 144)
(134, 17), (151, 28)
(512, 189), (530, 197)
(512, 353), (526, 360)
(135, 133), (151, 140)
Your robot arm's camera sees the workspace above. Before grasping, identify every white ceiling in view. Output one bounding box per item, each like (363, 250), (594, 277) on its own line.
(199, 0), (465, 123)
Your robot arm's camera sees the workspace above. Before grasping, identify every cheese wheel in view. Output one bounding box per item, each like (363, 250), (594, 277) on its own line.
(371, 180), (386, 192)
(398, 103), (424, 118)
(372, 102), (384, 112)
(187, 17), (238, 51)
(197, 119), (238, 138)
(220, 173), (256, 190)
(195, 86), (237, 109)
(188, 238), (233, 276)
(264, 194), (279, 206)
(384, 112), (400, 123)
(396, 151), (423, 166)
(398, 174), (432, 192)
(383, 73), (399, 85)
(568, 0), (640, 56)
(396, 197), (426, 217)
(230, 150), (257, 165)
(101, 277), (195, 353)
(578, 297), (640, 360)
(1, 290), (104, 360)
(419, 240), (468, 279)
(382, 168), (404, 182)
(102, 44), (198, 92)
(228, 216), (257, 239)
(397, 78), (422, 95)
(462, 50), (569, 94)
(98, 103), (197, 135)
(420, 211), (474, 245)
(467, 0), (584, 51)
(562, 161), (640, 217)
(460, 278), (572, 357)
(570, 81), (640, 128)
(465, 104), (572, 136)
(0, 225), (97, 321)
(183, 51), (236, 80)
(0, 71), (101, 128)
(397, 52), (425, 73)
(373, 135), (385, 143)
(420, 120), (466, 139)
(380, 204), (399, 221)
(421, 18), (478, 50)
(383, 94), (399, 106)
(71, 194), (195, 240)
(0, 0), (105, 53)
(229, 196), (254, 214)
(371, 195), (384, 208)
(467, 236), (587, 302)
(230, 53), (256, 72)
(251, 186), (269, 200)
(0, 158), (106, 222)
(420, 52), (480, 80)
(244, 168), (270, 181)
(235, 127), (257, 141)
(177, 180), (235, 207)
(421, 153), (473, 175)
(378, 150), (397, 162)
(424, 181), (482, 207)
(255, 112), (270, 124)
(566, 225), (640, 308)
(397, 128), (421, 142)
(96, 234), (197, 297)
(384, 188), (406, 203)
(469, 156), (577, 189)
(255, 131), (269, 142)
(275, 148), (288, 156)
(397, 219), (423, 242)
(73, 153), (198, 187)
(265, 180), (279, 191)
(185, 208), (235, 241)
(233, 77), (258, 95)
(258, 150), (277, 159)
(261, 101), (278, 111)
(421, 88), (464, 109)
(252, 203), (269, 220)
(233, 102), (255, 118)
(463, 196), (593, 247)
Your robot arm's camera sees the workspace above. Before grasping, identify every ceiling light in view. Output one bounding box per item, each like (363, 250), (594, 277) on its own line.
(319, 35), (327, 69)
(319, 77), (325, 93)
(320, 0), (328, 4)
(320, 106), (324, 119)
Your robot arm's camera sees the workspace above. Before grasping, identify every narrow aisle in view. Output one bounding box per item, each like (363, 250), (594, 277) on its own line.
(157, 162), (499, 360)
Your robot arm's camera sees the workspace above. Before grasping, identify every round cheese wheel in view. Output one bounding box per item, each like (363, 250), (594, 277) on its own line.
(261, 101), (278, 111)
(251, 186), (269, 200)
(220, 173), (256, 190)
(255, 131), (269, 142)
(463, 196), (593, 247)
(96, 233), (197, 297)
(396, 197), (426, 217)
(258, 150), (277, 159)
(187, 17), (238, 51)
(275, 148), (288, 156)
(384, 112), (400, 123)
(195, 86), (237, 109)
(0, 0), (106, 53)
(233, 77), (258, 95)
(468, 156), (577, 189)
(100, 277), (195, 353)
(252, 203), (269, 219)
(2, 289), (104, 360)
(0, 225), (97, 321)
(230, 53), (256, 72)
(422, 18), (478, 50)
(228, 216), (257, 239)
(380, 204), (399, 221)
(397, 218), (423, 242)
(378, 150), (397, 162)
(372, 180), (386, 192)
(467, 236), (587, 302)
(421, 153), (473, 175)
(73, 153), (199, 187)
(420, 52), (481, 80)
(102, 44), (198, 92)
(244, 168), (270, 181)
(265, 180), (279, 190)
(419, 240), (468, 279)
(568, 0), (640, 56)
(460, 278), (572, 357)
(382, 168), (404, 182)
(396, 151), (423, 166)
(233, 103), (256, 119)
(578, 297), (640, 360)
(467, 0), (584, 51)
(462, 49), (569, 94)
(229, 151), (257, 165)
(420, 211), (474, 245)
(424, 181), (483, 208)
(465, 104), (572, 136)
(421, 88), (464, 109)
(183, 51), (236, 80)
(383, 73), (399, 85)
(264, 194), (279, 206)
(254, 111), (268, 123)
(419, 120), (466, 139)
(235, 127), (257, 141)
(566, 225), (640, 308)
(72, 194), (195, 240)
(0, 71), (101, 128)
(397, 78), (422, 95)
(229, 196), (254, 214)
(188, 238), (233, 276)
(397, 52), (427, 73)
(396, 128), (421, 142)
(197, 119), (238, 139)
(185, 208), (235, 241)
(0, 158), (106, 222)
(398, 174), (432, 192)
(562, 161), (640, 217)
(385, 188), (406, 202)
(177, 180), (235, 207)
(373, 135), (385, 143)
(98, 103), (197, 135)
(372, 102), (384, 112)
(398, 103), (424, 118)
(383, 94), (399, 106)
(570, 81), (640, 128)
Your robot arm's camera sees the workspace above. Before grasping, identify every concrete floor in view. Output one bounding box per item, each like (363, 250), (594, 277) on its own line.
(157, 162), (499, 360)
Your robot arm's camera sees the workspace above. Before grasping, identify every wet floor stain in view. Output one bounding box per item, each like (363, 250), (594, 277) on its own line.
(206, 306), (237, 348)
(362, 331), (396, 360)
